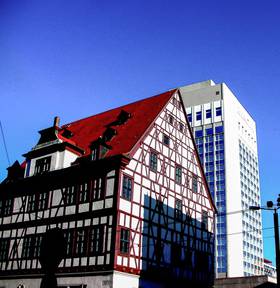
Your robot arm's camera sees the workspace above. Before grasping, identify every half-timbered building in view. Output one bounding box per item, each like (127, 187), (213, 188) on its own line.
(0, 89), (215, 288)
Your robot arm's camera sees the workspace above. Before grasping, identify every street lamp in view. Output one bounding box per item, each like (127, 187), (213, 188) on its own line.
(249, 196), (280, 288)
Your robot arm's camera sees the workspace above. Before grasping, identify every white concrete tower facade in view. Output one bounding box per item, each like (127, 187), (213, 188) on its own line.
(180, 80), (264, 278)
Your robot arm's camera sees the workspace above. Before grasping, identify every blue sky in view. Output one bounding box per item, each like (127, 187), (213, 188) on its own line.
(1, 0), (280, 265)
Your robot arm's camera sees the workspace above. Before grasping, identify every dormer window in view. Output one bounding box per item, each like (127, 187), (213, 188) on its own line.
(61, 128), (73, 139)
(117, 110), (131, 125)
(103, 127), (117, 142)
(34, 156), (51, 175)
(91, 148), (98, 161)
(100, 145), (109, 158)
(90, 142), (110, 161)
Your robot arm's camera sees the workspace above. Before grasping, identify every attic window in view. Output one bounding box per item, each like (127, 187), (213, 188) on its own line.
(100, 145), (109, 158)
(172, 97), (182, 110)
(61, 128), (73, 139)
(34, 156), (51, 175)
(91, 143), (110, 161)
(91, 147), (98, 161)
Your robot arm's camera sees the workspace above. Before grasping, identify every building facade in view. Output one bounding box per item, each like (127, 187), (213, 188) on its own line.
(180, 80), (263, 278)
(0, 90), (215, 288)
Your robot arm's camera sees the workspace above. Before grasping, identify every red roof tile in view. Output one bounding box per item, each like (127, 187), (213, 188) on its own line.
(59, 90), (176, 158)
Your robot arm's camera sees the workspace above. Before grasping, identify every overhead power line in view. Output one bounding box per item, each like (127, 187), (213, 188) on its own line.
(0, 120), (11, 166)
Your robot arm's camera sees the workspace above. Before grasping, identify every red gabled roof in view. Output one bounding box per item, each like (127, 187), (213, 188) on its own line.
(59, 90), (176, 158)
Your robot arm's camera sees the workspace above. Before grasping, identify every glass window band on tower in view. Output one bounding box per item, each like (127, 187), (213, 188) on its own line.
(195, 123), (227, 274)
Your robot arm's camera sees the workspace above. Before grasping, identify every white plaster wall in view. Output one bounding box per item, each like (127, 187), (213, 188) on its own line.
(0, 278), (41, 288)
(57, 150), (79, 169)
(113, 271), (139, 288)
(222, 84), (244, 277)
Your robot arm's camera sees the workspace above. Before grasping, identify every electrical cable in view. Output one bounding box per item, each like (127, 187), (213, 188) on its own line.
(0, 120), (11, 166)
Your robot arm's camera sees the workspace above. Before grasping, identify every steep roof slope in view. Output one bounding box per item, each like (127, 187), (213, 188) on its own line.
(59, 90), (176, 158)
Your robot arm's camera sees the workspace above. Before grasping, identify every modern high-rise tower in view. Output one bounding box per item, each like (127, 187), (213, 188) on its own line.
(180, 80), (264, 278)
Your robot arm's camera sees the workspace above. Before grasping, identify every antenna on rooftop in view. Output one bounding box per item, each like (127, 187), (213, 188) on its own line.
(0, 120), (11, 166)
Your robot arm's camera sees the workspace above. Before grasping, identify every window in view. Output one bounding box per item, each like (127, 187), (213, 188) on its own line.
(120, 228), (130, 254)
(195, 130), (203, 138)
(178, 101), (182, 110)
(27, 192), (49, 212)
(33, 235), (42, 258)
(0, 238), (10, 261)
(206, 109), (211, 119)
(122, 175), (133, 201)
(22, 235), (42, 259)
(92, 178), (105, 200)
(206, 128), (213, 135)
(187, 114), (192, 122)
(0, 198), (13, 216)
(175, 199), (182, 221)
(149, 152), (158, 171)
(79, 182), (89, 203)
(27, 194), (36, 212)
(89, 226), (104, 255)
(215, 125), (224, 133)
(216, 91), (220, 95)
(171, 243), (181, 265)
(196, 111), (202, 121)
(64, 227), (104, 257)
(202, 210), (208, 230)
(100, 145), (109, 159)
(34, 156), (51, 175)
(196, 250), (209, 270)
(64, 230), (74, 257)
(184, 249), (193, 267)
(91, 148), (98, 161)
(216, 151), (224, 161)
(38, 192), (49, 210)
(169, 115), (174, 125)
(175, 166), (182, 184)
(75, 229), (86, 256)
(64, 185), (77, 205)
(155, 240), (163, 263)
(91, 144), (109, 160)
(192, 176), (198, 193)
(156, 199), (163, 213)
(216, 107), (222, 117)
(163, 134), (170, 146)
(179, 122), (185, 132)
(205, 143), (213, 153)
(173, 98), (182, 110)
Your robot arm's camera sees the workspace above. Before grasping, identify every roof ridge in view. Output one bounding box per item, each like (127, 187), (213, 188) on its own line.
(62, 89), (177, 128)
